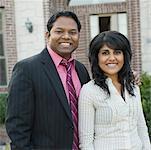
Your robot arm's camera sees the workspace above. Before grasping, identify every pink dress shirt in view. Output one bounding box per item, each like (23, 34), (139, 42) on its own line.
(47, 45), (81, 102)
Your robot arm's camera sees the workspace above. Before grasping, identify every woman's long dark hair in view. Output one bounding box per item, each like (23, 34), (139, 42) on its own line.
(89, 31), (135, 97)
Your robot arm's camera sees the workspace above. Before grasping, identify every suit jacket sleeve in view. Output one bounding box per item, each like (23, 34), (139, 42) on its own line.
(6, 60), (34, 150)
(75, 60), (90, 85)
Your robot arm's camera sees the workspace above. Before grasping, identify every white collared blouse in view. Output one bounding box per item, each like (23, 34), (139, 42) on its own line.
(78, 78), (151, 150)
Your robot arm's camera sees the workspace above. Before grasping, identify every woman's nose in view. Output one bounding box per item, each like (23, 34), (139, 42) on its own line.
(108, 53), (116, 60)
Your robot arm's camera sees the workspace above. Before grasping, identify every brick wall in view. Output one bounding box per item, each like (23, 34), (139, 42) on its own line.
(0, 0), (16, 143)
(127, 0), (141, 74)
(43, 0), (69, 32)
(0, 0), (17, 93)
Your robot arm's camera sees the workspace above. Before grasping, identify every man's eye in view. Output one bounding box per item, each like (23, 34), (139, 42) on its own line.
(69, 31), (77, 35)
(55, 30), (63, 34)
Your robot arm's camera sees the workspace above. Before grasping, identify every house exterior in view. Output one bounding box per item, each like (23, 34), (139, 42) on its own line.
(0, 0), (17, 93)
(140, 0), (151, 74)
(0, 0), (150, 93)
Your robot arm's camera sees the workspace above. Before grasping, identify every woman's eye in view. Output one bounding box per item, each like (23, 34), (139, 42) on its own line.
(102, 51), (109, 55)
(115, 50), (122, 55)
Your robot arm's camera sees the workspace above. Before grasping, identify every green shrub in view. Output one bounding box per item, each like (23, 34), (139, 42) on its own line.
(0, 93), (7, 124)
(140, 72), (151, 140)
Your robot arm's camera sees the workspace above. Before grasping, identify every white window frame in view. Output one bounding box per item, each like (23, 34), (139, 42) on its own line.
(90, 12), (128, 39)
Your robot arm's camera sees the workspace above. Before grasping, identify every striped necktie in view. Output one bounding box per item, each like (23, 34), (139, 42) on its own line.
(61, 60), (79, 150)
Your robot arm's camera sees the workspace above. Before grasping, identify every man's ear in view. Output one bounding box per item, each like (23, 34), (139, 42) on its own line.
(45, 31), (50, 39)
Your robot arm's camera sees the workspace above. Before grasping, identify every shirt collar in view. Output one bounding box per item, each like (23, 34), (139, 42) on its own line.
(47, 44), (75, 67)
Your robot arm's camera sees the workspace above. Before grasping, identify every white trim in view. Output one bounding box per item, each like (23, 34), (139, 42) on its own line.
(90, 15), (99, 39)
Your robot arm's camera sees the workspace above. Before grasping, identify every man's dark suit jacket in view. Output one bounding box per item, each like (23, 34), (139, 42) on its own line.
(5, 48), (90, 150)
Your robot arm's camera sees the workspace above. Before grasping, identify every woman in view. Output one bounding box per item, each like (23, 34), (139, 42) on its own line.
(78, 31), (151, 150)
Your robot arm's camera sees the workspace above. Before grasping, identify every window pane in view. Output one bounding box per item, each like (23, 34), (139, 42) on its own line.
(0, 34), (4, 56)
(99, 16), (111, 32)
(0, 12), (2, 31)
(0, 59), (7, 85)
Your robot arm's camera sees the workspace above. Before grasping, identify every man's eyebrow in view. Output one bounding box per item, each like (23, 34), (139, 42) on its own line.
(54, 27), (77, 31)
(54, 27), (63, 30)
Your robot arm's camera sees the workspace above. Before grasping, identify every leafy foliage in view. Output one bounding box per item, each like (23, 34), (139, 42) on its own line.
(0, 94), (7, 124)
(140, 72), (151, 140)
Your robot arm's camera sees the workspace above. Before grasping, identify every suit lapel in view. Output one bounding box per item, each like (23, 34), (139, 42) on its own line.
(40, 49), (72, 122)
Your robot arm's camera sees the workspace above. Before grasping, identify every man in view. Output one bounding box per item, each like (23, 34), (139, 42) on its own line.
(6, 11), (90, 150)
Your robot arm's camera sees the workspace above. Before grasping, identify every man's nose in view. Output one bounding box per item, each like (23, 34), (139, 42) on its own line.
(62, 32), (71, 39)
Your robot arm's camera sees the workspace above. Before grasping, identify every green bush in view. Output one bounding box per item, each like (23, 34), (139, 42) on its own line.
(0, 93), (7, 124)
(140, 72), (151, 140)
